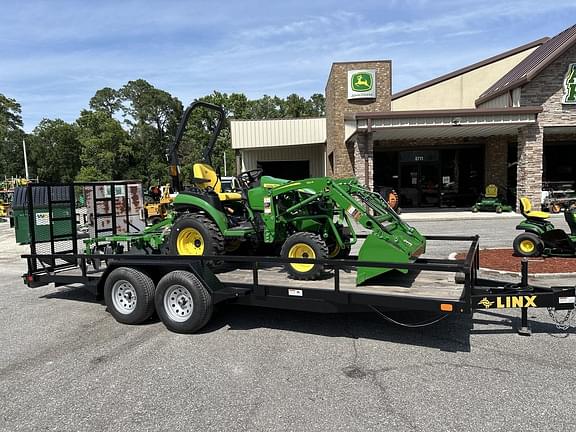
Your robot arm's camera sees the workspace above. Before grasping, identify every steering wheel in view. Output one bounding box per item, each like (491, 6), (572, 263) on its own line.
(237, 168), (264, 187)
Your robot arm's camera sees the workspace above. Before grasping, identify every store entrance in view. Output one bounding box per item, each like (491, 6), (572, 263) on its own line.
(399, 161), (440, 207)
(373, 146), (484, 208)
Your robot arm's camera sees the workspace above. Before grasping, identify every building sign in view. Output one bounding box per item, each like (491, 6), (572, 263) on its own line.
(563, 63), (576, 104)
(347, 70), (376, 100)
(399, 150), (439, 163)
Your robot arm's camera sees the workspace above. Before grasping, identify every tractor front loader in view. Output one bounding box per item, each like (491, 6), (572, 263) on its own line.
(259, 176), (425, 284)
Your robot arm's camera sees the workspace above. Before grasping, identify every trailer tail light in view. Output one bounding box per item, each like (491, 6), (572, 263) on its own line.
(27, 275), (34, 282)
(440, 303), (453, 312)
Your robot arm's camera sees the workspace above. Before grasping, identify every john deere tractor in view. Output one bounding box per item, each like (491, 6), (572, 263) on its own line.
(155, 101), (425, 284)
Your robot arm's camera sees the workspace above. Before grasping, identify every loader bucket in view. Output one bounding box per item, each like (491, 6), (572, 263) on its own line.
(356, 228), (425, 285)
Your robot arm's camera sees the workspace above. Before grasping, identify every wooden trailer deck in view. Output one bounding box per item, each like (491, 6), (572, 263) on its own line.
(216, 265), (465, 300)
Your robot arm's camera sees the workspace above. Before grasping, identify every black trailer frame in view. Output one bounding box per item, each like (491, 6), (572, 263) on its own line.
(18, 182), (576, 335)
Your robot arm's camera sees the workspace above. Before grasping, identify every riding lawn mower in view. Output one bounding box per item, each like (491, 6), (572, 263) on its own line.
(513, 197), (576, 257)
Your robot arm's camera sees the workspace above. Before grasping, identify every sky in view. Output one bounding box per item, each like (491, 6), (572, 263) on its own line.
(2, 0), (576, 131)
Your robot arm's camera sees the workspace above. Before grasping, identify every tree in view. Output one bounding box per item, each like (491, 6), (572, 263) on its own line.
(309, 93), (325, 116)
(29, 119), (81, 182)
(89, 87), (122, 117)
(118, 79), (183, 185)
(75, 110), (131, 181)
(0, 93), (25, 178)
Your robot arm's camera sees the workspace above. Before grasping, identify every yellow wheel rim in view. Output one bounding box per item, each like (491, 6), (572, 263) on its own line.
(177, 228), (205, 255)
(288, 243), (316, 272)
(519, 239), (535, 254)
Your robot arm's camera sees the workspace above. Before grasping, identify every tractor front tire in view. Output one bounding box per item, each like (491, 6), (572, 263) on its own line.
(169, 214), (224, 258)
(281, 232), (328, 280)
(513, 232), (543, 257)
(155, 271), (213, 333)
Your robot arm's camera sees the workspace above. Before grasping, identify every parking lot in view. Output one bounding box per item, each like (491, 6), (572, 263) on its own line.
(0, 215), (575, 432)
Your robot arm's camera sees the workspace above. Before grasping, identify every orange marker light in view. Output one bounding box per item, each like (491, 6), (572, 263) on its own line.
(440, 303), (453, 312)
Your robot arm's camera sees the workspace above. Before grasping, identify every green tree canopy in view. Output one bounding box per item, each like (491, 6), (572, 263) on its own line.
(0, 87), (326, 184)
(75, 110), (131, 181)
(0, 93), (25, 178)
(29, 119), (81, 182)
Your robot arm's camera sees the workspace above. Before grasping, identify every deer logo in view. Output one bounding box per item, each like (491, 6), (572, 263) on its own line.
(351, 72), (373, 92)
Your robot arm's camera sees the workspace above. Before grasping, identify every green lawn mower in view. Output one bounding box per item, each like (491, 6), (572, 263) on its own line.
(513, 197), (576, 257)
(471, 184), (512, 213)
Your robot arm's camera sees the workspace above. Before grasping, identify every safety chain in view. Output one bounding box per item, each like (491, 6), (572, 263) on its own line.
(547, 308), (576, 331)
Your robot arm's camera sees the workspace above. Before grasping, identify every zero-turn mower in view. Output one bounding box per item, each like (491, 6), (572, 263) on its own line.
(471, 184), (512, 213)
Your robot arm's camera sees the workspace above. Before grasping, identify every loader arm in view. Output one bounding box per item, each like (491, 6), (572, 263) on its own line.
(266, 177), (426, 284)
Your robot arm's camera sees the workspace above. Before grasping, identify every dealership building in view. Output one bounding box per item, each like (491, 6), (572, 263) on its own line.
(231, 25), (576, 209)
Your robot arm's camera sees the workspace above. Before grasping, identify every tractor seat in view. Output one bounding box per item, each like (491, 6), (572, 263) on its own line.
(193, 163), (242, 201)
(519, 197), (549, 220)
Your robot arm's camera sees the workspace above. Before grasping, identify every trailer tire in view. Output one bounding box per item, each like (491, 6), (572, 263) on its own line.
(155, 271), (213, 333)
(281, 232), (328, 280)
(513, 232), (543, 257)
(104, 267), (156, 325)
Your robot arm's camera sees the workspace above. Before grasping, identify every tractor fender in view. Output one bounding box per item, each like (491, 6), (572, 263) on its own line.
(172, 195), (229, 233)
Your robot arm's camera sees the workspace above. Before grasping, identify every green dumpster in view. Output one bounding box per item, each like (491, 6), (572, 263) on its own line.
(12, 186), (73, 245)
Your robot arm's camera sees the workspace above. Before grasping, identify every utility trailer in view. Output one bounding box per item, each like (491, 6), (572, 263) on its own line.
(18, 182), (576, 335)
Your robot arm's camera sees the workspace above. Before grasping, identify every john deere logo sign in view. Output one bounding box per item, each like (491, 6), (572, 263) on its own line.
(348, 70), (376, 100)
(563, 63), (576, 104)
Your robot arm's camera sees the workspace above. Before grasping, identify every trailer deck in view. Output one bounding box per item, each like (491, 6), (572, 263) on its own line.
(217, 265), (464, 299)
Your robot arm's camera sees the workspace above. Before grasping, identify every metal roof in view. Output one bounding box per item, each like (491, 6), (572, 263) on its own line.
(476, 24), (576, 106)
(392, 37), (548, 100)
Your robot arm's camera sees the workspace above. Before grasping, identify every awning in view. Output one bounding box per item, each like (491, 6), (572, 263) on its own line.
(346, 107), (542, 141)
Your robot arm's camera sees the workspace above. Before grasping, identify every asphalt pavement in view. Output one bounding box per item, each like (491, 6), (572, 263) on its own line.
(0, 216), (575, 432)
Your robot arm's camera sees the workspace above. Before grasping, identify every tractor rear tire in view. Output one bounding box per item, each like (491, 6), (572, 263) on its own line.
(513, 232), (543, 257)
(155, 271), (213, 333)
(281, 232), (328, 280)
(104, 267), (156, 325)
(169, 214), (224, 258)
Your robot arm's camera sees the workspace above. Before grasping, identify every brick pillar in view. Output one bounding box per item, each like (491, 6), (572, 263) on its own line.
(516, 124), (543, 211)
(484, 137), (508, 189)
(353, 132), (374, 189)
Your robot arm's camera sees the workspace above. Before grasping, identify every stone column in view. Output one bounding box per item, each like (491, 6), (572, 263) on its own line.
(484, 137), (508, 189)
(353, 132), (374, 189)
(516, 124), (543, 211)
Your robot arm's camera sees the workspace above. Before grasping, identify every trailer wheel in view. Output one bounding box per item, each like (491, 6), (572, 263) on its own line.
(154, 271), (213, 333)
(104, 267), (155, 324)
(169, 213), (224, 258)
(513, 232), (543, 257)
(281, 232), (328, 280)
